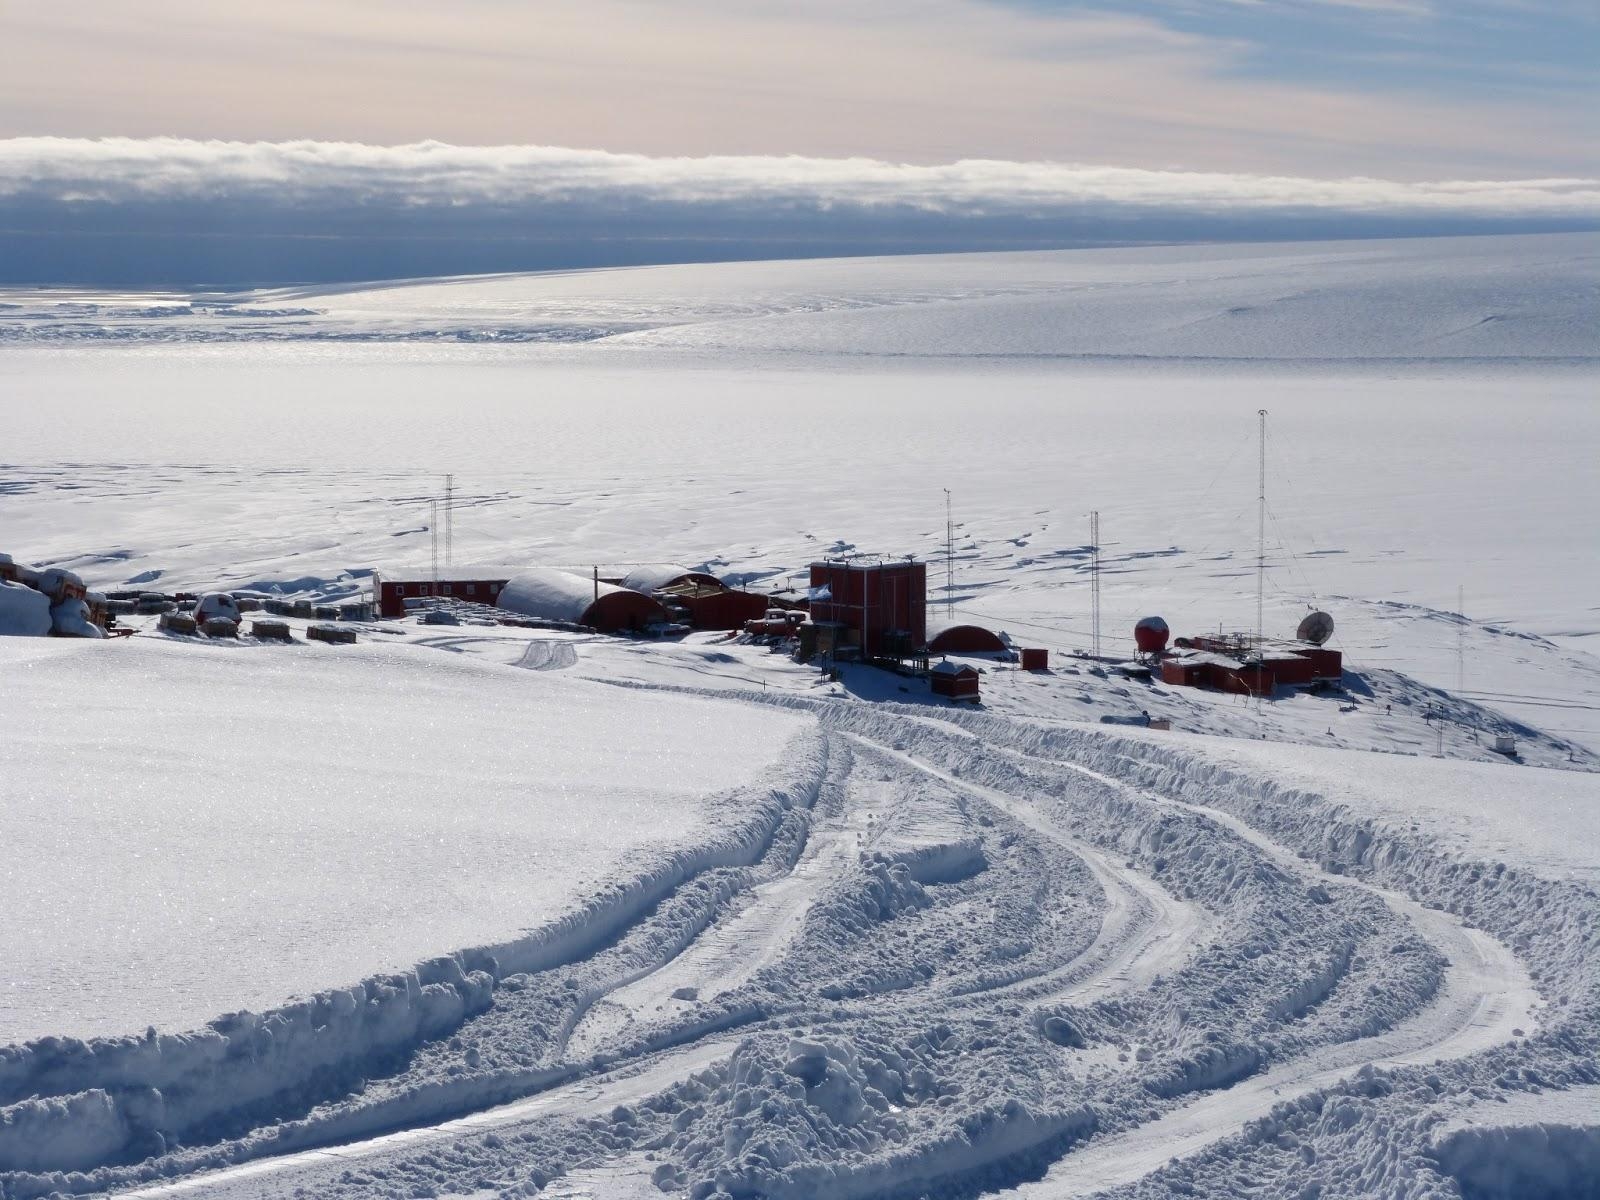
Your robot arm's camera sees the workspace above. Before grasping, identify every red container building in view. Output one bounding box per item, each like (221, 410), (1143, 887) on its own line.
(808, 560), (927, 658)
(931, 660), (981, 701)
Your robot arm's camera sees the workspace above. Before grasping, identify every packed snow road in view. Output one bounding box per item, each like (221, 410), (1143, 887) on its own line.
(16, 684), (1590, 1200)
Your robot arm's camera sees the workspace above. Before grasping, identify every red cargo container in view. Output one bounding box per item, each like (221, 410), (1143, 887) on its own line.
(931, 660), (980, 701)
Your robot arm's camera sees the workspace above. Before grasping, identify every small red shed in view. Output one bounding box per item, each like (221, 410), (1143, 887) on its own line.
(1019, 647), (1049, 671)
(930, 660), (981, 702)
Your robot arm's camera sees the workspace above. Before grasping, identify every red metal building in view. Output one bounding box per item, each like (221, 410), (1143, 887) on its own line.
(930, 660), (981, 701)
(808, 559), (927, 658)
(375, 566), (516, 618)
(651, 580), (772, 631)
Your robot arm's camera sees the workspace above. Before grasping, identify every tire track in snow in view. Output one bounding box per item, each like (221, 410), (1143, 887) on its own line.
(846, 734), (1213, 1009)
(514, 639), (579, 671)
(565, 747), (871, 1060)
(967, 741), (1542, 1198)
(114, 1039), (739, 1199)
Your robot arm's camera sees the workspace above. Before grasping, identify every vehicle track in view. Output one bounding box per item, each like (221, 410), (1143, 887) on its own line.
(116, 1040), (740, 1199)
(103, 711), (1538, 1200)
(958, 736), (1541, 1197)
(846, 734), (1214, 1009)
(564, 746), (872, 1059)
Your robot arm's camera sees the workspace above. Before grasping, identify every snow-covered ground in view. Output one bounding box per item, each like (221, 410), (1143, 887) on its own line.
(2, 233), (1598, 1198)
(0, 634), (806, 1045)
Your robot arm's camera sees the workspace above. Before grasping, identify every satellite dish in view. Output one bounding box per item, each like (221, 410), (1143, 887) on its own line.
(1297, 611), (1335, 645)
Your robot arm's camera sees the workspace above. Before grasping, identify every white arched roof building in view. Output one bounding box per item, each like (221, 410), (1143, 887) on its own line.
(498, 568), (667, 633)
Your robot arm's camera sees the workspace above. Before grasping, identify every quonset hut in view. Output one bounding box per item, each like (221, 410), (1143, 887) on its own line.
(497, 568), (667, 633)
(927, 623), (1007, 654)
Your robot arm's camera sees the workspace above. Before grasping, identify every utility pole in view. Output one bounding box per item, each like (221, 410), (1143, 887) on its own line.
(1257, 408), (1267, 648)
(944, 489), (955, 620)
(444, 474), (454, 568)
(1090, 510), (1102, 659)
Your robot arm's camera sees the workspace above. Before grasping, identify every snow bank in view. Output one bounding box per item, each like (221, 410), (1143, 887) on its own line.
(0, 729), (829, 1178)
(48, 597), (104, 638)
(0, 637), (819, 1172)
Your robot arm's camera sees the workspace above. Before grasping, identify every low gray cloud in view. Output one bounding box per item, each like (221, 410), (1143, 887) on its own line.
(2, 138), (1595, 285)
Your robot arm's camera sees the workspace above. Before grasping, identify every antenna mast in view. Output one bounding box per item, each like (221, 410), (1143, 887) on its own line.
(429, 499), (440, 592)
(1090, 510), (1101, 658)
(444, 474), (454, 568)
(1256, 409), (1267, 647)
(944, 488), (954, 620)
(1457, 584), (1465, 694)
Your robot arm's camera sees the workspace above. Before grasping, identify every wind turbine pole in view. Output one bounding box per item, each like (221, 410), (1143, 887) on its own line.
(1257, 409), (1267, 647)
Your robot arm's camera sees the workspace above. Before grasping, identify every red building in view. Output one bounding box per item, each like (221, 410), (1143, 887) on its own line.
(375, 566), (515, 618)
(930, 660), (981, 701)
(808, 559), (927, 658)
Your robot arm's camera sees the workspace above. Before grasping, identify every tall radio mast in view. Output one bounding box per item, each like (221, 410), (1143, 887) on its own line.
(1090, 509), (1102, 658)
(444, 474), (454, 568)
(1256, 409), (1267, 647)
(944, 489), (955, 620)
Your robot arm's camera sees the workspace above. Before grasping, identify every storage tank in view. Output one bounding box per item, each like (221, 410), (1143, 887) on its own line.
(1133, 616), (1170, 654)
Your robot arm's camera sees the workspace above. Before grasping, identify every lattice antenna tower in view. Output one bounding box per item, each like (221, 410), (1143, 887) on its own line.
(430, 499), (440, 587)
(1090, 509), (1102, 658)
(944, 488), (955, 620)
(1457, 584), (1466, 694)
(1256, 409), (1268, 648)
(444, 474), (455, 568)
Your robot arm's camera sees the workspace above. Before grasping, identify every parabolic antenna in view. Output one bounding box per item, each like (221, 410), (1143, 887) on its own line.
(1297, 611), (1335, 646)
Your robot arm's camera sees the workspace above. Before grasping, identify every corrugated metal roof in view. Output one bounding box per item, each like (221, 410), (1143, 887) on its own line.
(497, 568), (629, 625)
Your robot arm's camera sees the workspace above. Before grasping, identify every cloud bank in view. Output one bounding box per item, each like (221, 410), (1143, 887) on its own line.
(3, 138), (1595, 285)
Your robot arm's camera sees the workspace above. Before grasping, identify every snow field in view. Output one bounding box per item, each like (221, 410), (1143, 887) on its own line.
(2, 233), (1597, 1197)
(3, 354), (1596, 756)
(0, 636), (814, 1175)
(3, 676), (1593, 1198)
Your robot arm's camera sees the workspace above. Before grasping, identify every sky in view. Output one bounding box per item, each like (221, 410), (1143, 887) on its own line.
(1, 0), (1594, 284)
